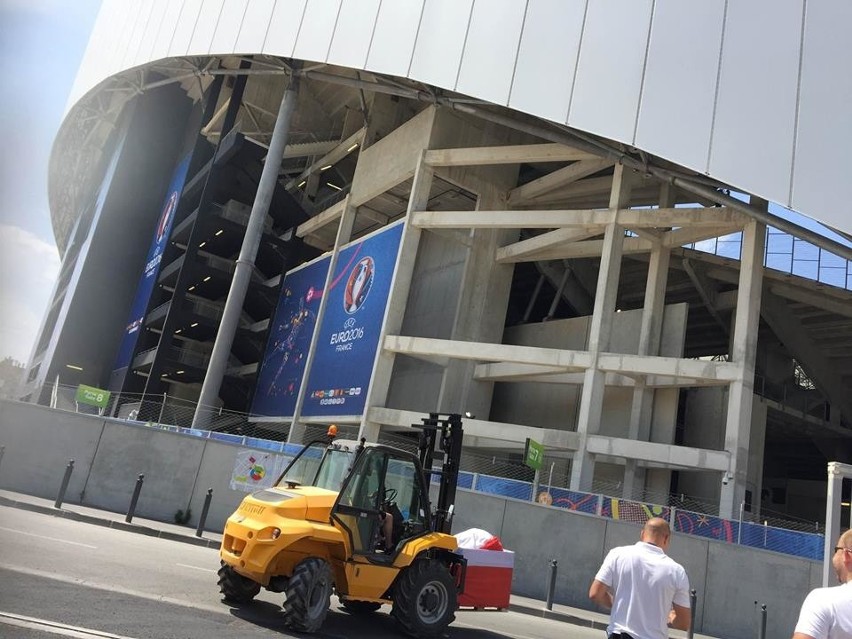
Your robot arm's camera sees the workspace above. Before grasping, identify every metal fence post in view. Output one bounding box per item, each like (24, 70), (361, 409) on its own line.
(687, 589), (697, 639)
(545, 559), (558, 610)
(195, 488), (213, 537)
(54, 460), (74, 508)
(125, 474), (145, 523)
(757, 604), (767, 639)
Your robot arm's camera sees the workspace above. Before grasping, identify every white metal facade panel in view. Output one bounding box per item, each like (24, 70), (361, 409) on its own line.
(508, 0), (585, 124)
(187, 0), (226, 55)
(67, 0), (121, 107)
(292, 0), (341, 64)
(409, 0), (474, 92)
(709, 0), (803, 205)
(791, 2), (852, 225)
(364, 0), (424, 78)
(568, 0), (653, 141)
(137, 0), (171, 64)
(59, 0), (852, 234)
(210, 0), (248, 54)
(124, 1), (156, 70)
(235, 0), (275, 53)
(455, 0), (527, 107)
(169, 0), (204, 57)
(150, 0), (185, 62)
(263, 0), (307, 57)
(635, 0), (725, 173)
(327, 0), (381, 69)
(113, 3), (145, 74)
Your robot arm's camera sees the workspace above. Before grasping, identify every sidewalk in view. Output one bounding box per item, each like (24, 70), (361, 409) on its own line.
(0, 489), (718, 638)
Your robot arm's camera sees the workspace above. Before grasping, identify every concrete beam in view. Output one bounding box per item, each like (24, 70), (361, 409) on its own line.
(503, 236), (652, 262)
(473, 363), (727, 388)
(383, 335), (593, 370)
(424, 143), (597, 167)
(295, 197), (347, 237)
(586, 435), (730, 472)
(496, 228), (603, 263)
(509, 159), (615, 205)
(411, 206), (741, 230)
(284, 127), (366, 190)
(367, 406), (581, 449)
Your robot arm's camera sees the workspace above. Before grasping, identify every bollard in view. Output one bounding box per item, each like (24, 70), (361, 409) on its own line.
(125, 474), (145, 523)
(54, 460), (75, 509)
(195, 488), (213, 537)
(545, 559), (558, 611)
(687, 589), (697, 639)
(757, 604), (767, 639)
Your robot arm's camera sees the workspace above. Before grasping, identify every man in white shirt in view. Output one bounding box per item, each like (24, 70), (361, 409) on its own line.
(589, 517), (691, 639)
(792, 529), (852, 639)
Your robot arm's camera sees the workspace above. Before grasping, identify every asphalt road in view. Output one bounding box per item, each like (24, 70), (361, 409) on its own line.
(0, 505), (602, 639)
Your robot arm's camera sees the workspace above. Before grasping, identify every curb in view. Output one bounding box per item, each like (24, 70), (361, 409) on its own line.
(0, 495), (219, 549)
(507, 602), (609, 631)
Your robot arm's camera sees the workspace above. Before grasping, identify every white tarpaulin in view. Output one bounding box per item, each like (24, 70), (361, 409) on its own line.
(230, 449), (290, 492)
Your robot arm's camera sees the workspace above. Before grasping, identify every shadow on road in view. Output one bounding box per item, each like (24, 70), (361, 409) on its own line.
(225, 599), (520, 639)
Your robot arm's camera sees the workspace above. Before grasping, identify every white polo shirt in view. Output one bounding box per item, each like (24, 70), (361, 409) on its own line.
(594, 541), (690, 639)
(794, 582), (852, 639)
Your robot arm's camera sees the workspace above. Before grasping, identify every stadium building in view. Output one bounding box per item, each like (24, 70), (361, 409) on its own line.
(21, 0), (852, 525)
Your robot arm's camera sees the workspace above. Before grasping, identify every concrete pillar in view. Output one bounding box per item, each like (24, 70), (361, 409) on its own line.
(719, 209), (766, 518)
(569, 165), (632, 492)
(192, 73), (300, 429)
(623, 184), (673, 499)
(436, 188), (516, 419)
(823, 462), (851, 586)
(287, 198), (357, 444)
(358, 153), (434, 441)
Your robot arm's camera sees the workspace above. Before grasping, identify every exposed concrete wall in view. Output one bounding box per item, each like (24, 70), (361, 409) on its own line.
(0, 400), (247, 529)
(0, 398), (815, 638)
(682, 388), (768, 515)
(492, 304), (686, 491)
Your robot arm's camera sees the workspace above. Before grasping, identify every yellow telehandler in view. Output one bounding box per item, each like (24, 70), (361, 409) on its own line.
(218, 413), (468, 638)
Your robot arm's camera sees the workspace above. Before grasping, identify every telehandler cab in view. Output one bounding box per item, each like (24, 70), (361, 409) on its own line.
(218, 413), (468, 638)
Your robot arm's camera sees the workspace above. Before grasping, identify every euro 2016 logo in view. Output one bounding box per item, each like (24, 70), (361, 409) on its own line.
(343, 256), (374, 314)
(156, 191), (178, 244)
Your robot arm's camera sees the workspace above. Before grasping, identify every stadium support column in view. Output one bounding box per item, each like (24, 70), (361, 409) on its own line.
(719, 206), (766, 519)
(192, 72), (301, 429)
(569, 164), (631, 492)
(622, 183), (673, 498)
(358, 152), (433, 442)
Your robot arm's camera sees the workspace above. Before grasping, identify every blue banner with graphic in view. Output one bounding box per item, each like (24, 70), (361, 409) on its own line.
(110, 156), (190, 389)
(301, 221), (404, 417)
(251, 255), (330, 418)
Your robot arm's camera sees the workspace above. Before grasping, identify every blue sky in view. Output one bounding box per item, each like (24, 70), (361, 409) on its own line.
(0, 0), (102, 362)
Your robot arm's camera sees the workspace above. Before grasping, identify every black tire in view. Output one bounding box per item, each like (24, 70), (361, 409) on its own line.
(282, 558), (333, 633)
(340, 599), (382, 614)
(217, 562), (261, 604)
(391, 560), (457, 639)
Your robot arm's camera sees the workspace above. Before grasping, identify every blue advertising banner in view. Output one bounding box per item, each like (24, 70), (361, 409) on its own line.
(301, 221), (404, 418)
(110, 156), (190, 385)
(251, 255), (331, 418)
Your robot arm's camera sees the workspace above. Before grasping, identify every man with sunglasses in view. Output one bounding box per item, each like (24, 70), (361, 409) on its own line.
(793, 529), (852, 639)
(589, 517), (691, 639)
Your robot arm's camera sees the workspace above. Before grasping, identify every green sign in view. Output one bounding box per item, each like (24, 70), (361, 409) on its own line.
(524, 437), (544, 471)
(76, 384), (111, 408)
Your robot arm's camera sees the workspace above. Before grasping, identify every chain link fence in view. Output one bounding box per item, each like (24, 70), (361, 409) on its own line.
(34, 385), (826, 559)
